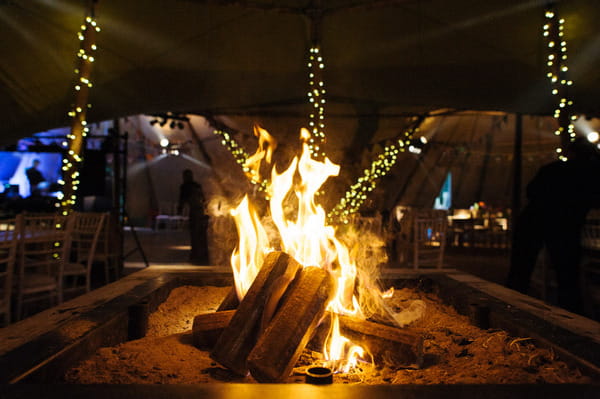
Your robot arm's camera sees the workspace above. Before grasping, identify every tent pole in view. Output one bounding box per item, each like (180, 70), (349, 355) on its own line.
(344, 104), (380, 173)
(110, 119), (126, 276)
(452, 114), (481, 207)
(187, 119), (231, 198)
(474, 128), (494, 202)
(61, 4), (99, 214)
(511, 113), (523, 232)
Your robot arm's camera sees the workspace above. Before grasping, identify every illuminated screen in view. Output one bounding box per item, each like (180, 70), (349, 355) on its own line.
(0, 151), (63, 197)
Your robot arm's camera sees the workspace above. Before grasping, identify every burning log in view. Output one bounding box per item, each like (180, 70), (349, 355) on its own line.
(338, 313), (423, 367)
(192, 311), (423, 366)
(192, 310), (235, 349)
(194, 308), (422, 370)
(210, 251), (301, 376)
(247, 266), (335, 382)
(309, 312), (424, 367)
(216, 287), (239, 311)
(193, 308), (423, 368)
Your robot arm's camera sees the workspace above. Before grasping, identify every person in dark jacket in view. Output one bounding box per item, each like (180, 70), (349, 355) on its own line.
(25, 159), (46, 196)
(178, 169), (209, 264)
(507, 137), (600, 313)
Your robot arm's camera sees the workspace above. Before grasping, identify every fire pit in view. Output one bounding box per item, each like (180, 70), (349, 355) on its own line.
(1, 266), (599, 398)
(2, 128), (599, 397)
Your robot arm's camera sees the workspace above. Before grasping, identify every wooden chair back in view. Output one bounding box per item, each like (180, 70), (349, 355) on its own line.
(64, 212), (107, 293)
(412, 209), (448, 269)
(0, 217), (19, 325)
(15, 213), (68, 319)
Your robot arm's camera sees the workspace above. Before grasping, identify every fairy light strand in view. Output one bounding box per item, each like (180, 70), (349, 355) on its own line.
(59, 11), (100, 214)
(213, 129), (270, 194)
(307, 45), (327, 160)
(328, 118), (426, 224)
(214, 45), (327, 194)
(543, 5), (576, 160)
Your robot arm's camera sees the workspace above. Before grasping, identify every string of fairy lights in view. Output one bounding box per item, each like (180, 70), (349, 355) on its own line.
(58, 11), (100, 215)
(213, 38), (429, 221)
(213, 128), (270, 194)
(328, 119), (425, 224)
(212, 43), (331, 196)
(307, 45), (327, 161)
(543, 5), (577, 160)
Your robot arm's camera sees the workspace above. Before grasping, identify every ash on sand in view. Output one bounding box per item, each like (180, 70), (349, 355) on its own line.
(64, 285), (592, 384)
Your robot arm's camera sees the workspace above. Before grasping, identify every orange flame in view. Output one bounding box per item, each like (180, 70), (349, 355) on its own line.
(230, 195), (271, 299)
(243, 124), (277, 185)
(231, 127), (377, 372)
(323, 313), (365, 373)
(269, 129), (361, 317)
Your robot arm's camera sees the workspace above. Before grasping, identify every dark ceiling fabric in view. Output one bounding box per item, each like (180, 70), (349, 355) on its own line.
(1, 0), (599, 144)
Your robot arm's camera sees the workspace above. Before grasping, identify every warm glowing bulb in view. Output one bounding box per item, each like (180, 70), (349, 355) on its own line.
(588, 132), (599, 143)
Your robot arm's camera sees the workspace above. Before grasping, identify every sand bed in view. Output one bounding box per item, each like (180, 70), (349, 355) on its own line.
(64, 285), (592, 384)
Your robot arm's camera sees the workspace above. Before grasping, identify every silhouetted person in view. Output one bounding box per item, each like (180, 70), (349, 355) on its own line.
(507, 137), (600, 313)
(178, 169), (209, 264)
(25, 159), (46, 196)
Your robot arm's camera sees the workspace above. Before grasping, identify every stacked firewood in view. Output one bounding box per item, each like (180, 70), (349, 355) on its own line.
(192, 251), (423, 382)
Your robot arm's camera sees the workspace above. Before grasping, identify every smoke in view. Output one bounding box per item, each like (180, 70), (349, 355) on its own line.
(338, 217), (426, 327)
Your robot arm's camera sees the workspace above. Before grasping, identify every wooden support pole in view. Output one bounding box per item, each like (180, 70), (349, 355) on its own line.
(511, 113), (523, 234)
(247, 266), (335, 382)
(61, 7), (99, 213)
(210, 251), (301, 376)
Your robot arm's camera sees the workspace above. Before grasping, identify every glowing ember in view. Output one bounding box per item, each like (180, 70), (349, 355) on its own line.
(229, 126), (392, 372)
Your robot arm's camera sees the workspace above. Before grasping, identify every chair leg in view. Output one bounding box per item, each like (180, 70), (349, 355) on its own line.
(16, 290), (23, 321)
(1, 309), (9, 326)
(86, 269), (91, 292)
(104, 260), (109, 284)
(57, 283), (63, 304)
